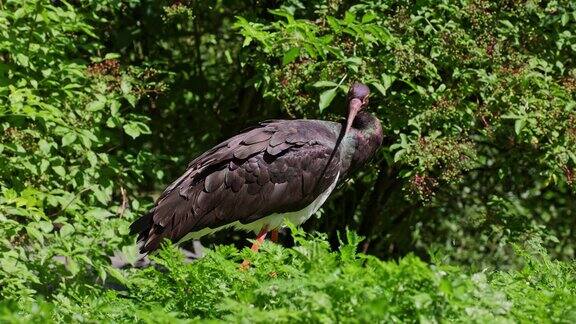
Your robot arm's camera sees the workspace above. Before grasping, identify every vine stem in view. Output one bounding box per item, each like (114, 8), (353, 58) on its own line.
(51, 187), (93, 217)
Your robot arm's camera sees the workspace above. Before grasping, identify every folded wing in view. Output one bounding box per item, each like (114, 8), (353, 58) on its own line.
(130, 120), (342, 253)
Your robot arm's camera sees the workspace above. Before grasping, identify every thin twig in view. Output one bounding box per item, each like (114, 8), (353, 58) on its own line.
(51, 187), (92, 217)
(337, 74), (348, 88)
(119, 186), (128, 217)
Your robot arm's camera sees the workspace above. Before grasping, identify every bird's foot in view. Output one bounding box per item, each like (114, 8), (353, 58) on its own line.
(240, 259), (251, 270)
(239, 226), (269, 270)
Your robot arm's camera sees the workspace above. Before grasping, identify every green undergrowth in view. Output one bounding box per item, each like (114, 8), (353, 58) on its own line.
(1, 228), (575, 323)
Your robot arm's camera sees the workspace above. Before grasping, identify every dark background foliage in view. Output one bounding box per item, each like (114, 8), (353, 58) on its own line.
(1, 0), (575, 321)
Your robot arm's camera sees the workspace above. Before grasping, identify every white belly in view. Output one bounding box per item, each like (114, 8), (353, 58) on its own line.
(178, 173), (340, 243)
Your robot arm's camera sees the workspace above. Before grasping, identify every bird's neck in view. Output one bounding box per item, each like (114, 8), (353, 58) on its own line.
(341, 112), (383, 177)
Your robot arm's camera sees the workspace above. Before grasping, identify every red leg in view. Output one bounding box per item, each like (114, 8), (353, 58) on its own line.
(270, 229), (279, 243)
(250, 226), (269, 252)
(241, 226), (268, 269)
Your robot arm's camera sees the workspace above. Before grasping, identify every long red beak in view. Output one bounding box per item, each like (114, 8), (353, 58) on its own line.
(345, 98), (362, 134)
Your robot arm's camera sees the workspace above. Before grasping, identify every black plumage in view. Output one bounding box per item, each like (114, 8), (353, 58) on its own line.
(130, 83), (383, 253)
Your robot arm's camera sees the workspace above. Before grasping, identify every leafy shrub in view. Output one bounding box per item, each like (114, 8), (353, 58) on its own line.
(0, 0), (165, 301)
(1, 229), (575, 322)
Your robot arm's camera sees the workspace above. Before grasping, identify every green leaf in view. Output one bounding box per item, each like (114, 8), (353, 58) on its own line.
(38, 221), (53, 233)
(430, 46), (441, 58)
(500, 19), (514, 29)
(566, 152), (576, 168)
(62, 132), (77, 147)
(382, 74), (395, 90)
(282, 48), (300, 65)
(87, 151), (98, 167)
(224, 50), (233, 64)
(87, 100), (106, 111)
(125, 94), (137, 108)
(52, 166), (66, 178)
(313, 81), (339, 88)
(514, 119), (526, 135)
(26, 227), (44, 245)
(85, 208), (113, 220)
(394, 149), (406, 163)
(99, 267), (107, 283)
(60, 224), (75, 237)
(110, 99), (121, 116)
(242, 36), (253, 47)
(123, 123), (140, 138)
(326, 16), (341, 31)
(104, 53), (121, 60)
(344, 11), (356, 23)
(362, 12), (377, 23)
(66, 258), (79, 276)
(38, 140), (51, 154)
(123, 121), (151, 139)
(94, 187), (111, 205)
(319, 88), (338, 112)
(14, 8), (27, 20)
(345, 57), (363, 66)
(106, 116), (121, 128)
(370, 81), (388, 96)
(40, 159), (49, 173)
(15, 53), (29, 67)
(561, 13), (569, 26)
(121, 76), (133, 95)
(106, 266), (128, 285)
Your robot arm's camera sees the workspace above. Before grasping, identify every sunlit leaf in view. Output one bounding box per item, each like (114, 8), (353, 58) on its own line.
(282, 47), (300, 65)
(319, 88), (338, 112)
(62, 132), (77, 147)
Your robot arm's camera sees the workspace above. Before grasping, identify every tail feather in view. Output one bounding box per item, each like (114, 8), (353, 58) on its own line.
(130, 209), (165, 254)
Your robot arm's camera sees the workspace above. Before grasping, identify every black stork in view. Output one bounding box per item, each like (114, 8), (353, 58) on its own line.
(130, 82), (383, 259)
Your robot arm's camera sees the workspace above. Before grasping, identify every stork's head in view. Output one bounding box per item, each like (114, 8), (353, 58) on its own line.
(345, 82), (370, 134)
